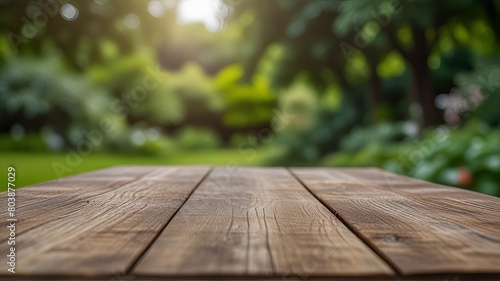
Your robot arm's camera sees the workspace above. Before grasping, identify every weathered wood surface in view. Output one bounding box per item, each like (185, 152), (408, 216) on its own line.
(0, 166), (210, 277)
(291, 168), (500, 275)
(0, 167), (152, 239)
(0, 166), (499, 280)
(133, 167), (393, 277)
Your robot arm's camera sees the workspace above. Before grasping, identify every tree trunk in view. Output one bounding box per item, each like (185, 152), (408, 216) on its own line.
(409, 24), (442, 127)
(367, 61), (381, 122)
(410, 60), (441, 126)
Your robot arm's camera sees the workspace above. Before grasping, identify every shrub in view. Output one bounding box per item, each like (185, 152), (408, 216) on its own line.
(0, 135), (47, 152)
(0, 56), (112, 141)
(215, 65), (276, 128)
(104, 128), (176, 156)
(323, 121), (500, 196)
(174, 127), (221, 150)
(340, 122), (412, 153)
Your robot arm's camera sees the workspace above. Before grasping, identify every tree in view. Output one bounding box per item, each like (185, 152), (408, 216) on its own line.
(0, 0), (176, 69)
(227, 0), (499, 127)
(334, 0), (499, 127)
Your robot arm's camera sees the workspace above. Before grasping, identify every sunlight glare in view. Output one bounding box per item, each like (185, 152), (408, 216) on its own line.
(176, 0), (222, 32)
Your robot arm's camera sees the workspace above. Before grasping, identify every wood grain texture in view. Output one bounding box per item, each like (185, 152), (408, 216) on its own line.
(0, 166), (152, 239)
(0, 166), (210, 277)
(340, 168), (500, 238)
(133, 167), (393, 278)
(292, 168), (500, 276)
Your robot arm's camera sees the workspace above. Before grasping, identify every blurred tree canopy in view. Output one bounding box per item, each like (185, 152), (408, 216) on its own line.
(226, 0), (500, 127)
(1, 0), (500, 195)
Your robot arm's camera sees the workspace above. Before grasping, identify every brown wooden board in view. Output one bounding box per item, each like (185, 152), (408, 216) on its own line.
(0, 166), (152, 239)
(339, 168), (500, 238)
(133, 167), (393, 278)
(0, 166), (210, 277)
(291, 168), (500, 276)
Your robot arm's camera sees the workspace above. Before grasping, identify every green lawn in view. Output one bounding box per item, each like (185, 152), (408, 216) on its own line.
(1, 150), (263, 191)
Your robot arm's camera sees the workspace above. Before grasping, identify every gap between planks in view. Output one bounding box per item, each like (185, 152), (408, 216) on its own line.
(291, 168), (500, 275)
(286, 168), (402, 275)
(125, 166), (214, 275)
(0, 166), (212, 277)
(132, 167), (393, 277)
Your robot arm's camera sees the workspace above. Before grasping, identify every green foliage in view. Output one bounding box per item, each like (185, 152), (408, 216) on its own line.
(1, 0), (500, 198)
(340, 123), (410, 153)
(262, 81), (359, 166)
(90, 53), (224, 129)
(277, 82), (320, 133)
(334, 0), (398, 36)
(88, 51), (183, 125)
(345, 53), (369, 83)
(0, 57), (76, 120)
(324, 121), (500, 196)
(0, 56), (111, 138)
(377, 52), (406, 77)
(215, 65), (276, 128)
(455, 58), (500, 126)
(168, 63), (224, 123)
(174, 126), (221, 151)
(0, 135), (46, 152)
(103, 127), (175, 156)
(137, 136), (176, 156)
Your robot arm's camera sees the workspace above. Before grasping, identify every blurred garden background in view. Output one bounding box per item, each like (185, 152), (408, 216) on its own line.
(0, 0), (499, 195)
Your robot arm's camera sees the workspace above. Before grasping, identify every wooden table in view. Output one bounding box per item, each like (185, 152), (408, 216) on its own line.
(1, 166), (499, 280)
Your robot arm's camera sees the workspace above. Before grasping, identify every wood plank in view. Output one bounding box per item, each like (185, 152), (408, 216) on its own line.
(0, 166), (153, 238)
(339, 168), (500, 238)
(133, 167), (393, 278)
(292, 168), (500, 276)
(0, 166), (210, 277)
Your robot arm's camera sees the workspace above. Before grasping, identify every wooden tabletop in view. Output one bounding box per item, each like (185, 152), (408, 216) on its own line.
(1, 166), (499, 280)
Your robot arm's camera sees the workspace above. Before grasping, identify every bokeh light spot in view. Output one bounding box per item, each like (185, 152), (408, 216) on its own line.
(124, 13), (140, 29)
(148, 1), (166, 18)
(60, 3), (79, 21)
